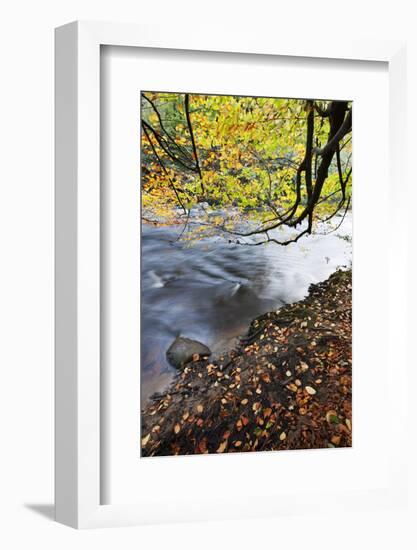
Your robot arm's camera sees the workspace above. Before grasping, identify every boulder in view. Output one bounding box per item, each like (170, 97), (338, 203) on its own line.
(166, 337), (211, 369)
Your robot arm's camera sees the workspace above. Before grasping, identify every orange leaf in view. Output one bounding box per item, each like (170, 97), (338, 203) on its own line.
(241, 415), (249, 426)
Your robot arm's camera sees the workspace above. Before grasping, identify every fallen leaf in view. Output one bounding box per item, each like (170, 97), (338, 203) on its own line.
(279, 432), (287, 441)
(241, 398), (248, 405)
(174, 423), (181, 434)
(234, 440), (242, 447)
(216, 440), (228, 453)
(142, 433), (151, 446)
(263, 407), (272, 418)
(197, 404), (204, 413)
(326, 410), (339, 424)
(305, 386), (317, 395)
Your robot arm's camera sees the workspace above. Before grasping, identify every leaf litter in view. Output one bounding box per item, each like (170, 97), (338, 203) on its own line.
(141, 270), (352, 456)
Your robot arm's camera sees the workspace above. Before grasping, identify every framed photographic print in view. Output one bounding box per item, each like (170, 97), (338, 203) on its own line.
(139, 89), (353, 457)
(55, 21), (407, 528)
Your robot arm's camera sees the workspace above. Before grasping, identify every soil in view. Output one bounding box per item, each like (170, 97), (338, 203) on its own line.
(141, 269), (352, 456)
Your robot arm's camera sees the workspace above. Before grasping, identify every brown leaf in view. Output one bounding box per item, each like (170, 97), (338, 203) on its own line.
(216, 440), (228, 453)
(331, 435), (341, 446)
(174, 423), (181, 434)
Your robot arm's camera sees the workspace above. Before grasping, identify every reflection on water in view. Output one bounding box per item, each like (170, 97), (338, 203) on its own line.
(141, 214), (352, 402)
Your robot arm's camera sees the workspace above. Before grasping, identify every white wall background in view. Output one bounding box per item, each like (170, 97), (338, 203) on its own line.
(0, 0), (416, 548)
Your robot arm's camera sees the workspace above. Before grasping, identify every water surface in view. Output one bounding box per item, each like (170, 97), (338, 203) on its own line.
(141, 213), (352, 402)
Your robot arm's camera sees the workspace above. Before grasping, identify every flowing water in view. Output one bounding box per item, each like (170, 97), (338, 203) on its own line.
(141, 213), (352, 402)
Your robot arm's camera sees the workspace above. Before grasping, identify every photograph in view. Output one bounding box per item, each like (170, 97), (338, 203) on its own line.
(140, 91), (352, 457)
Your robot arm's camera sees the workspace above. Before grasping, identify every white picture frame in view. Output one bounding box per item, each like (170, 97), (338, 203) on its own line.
(55, 20), (407, 529)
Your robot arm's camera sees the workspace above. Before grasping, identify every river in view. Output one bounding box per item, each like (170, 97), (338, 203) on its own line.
(141, 212), (352, 402)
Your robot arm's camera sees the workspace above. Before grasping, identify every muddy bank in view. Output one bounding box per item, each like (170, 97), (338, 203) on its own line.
(141, 269), (352, 456)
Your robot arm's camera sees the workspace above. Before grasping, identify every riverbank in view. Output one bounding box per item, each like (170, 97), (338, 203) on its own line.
(141, 269), (352, 456)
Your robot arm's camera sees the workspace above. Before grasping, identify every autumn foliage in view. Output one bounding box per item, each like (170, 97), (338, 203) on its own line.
(141, 92), (352, 245)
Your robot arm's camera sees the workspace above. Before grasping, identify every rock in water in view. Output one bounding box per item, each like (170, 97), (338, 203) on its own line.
(166, 337), (211, 369)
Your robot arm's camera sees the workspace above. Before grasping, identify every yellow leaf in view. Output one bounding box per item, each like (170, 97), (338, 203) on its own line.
(216, 440), (228, 453)
(326, 410), (338, 424)
(142, 433), (151, 446)
(197, 404), (204, 413)
(279, 432), (287, 441)
(305, 386), (317, 395)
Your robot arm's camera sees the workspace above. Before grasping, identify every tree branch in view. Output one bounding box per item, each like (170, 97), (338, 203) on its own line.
(184, 93), (204, 194)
